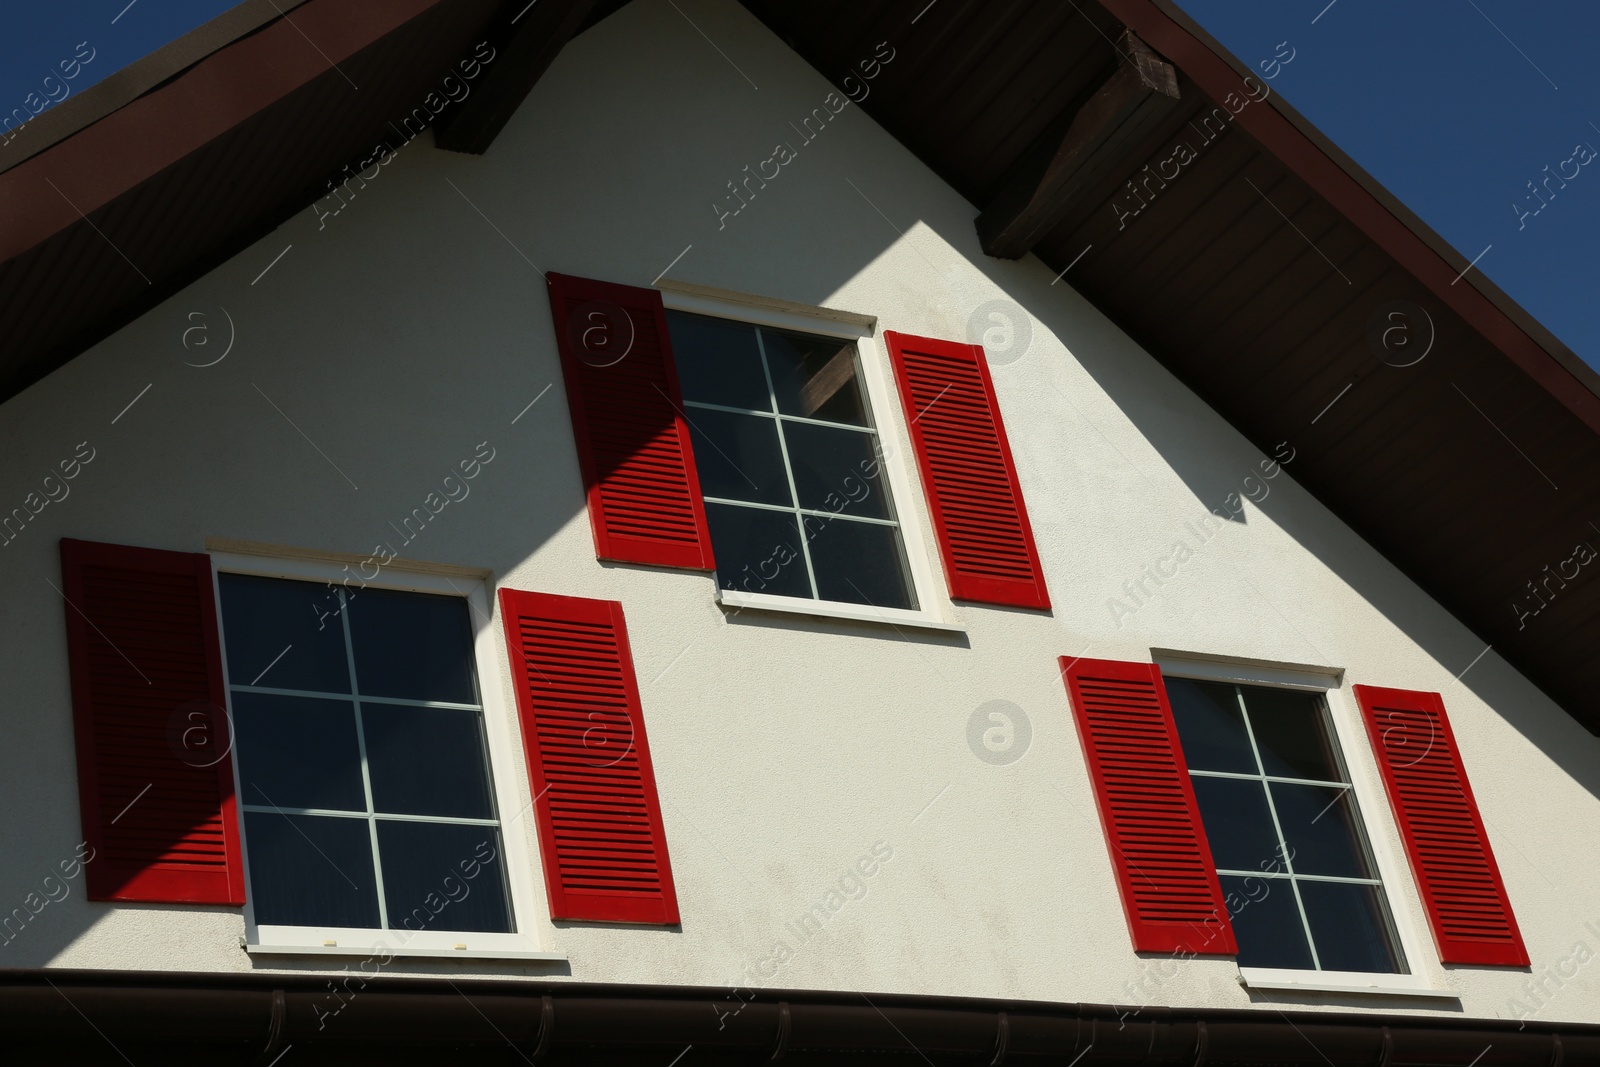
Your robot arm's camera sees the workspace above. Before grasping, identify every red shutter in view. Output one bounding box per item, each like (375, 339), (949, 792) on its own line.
(1061, 657), (1236, 955)
(547, 273), (714, 570)
(884, 331), (1049, 609)
(499, 588), (679, 924)
(59, 539), (244, 905)
(1353, 685), (1528, 966)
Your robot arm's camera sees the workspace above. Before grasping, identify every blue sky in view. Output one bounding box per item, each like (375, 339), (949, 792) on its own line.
(4, 0), (1596, 373)
(1176, 0), (1600, 372)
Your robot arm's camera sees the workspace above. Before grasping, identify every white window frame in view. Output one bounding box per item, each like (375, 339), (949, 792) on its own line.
(210, 552), (562, 961)
(658, 285), (956, 632)
(1153, 653), (1453, 999)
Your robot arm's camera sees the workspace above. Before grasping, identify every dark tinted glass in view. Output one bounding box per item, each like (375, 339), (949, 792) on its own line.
(665, 311), (769, 411)
(1220, 874), (1314, 969)
(706, 503), (812, 599)
(806, 518), (916, 610)
(232, 692), (364, 812)
(763, 329), (867, 425)
(783, 423), (891, 519)
(1190, 776), (1280, 871)
(1299, 880), (1404, 973)
(364, 704), (495, 819)
(348, 589), (476, 704)
(219, 573), (350, 693)
(1271, 783), (1374, 879)
(1166, 679), (1255, 774)
(377, 823), (513, 933)
(684, 407), (791, 506)
(244, 812), (379, 928)
(1242, 687), (1341, 781)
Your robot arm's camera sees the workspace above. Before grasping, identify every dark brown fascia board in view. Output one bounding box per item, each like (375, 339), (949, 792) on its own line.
(1100, 0), (1600, 432)
(0, 0), (315, 177)
(2, 969), (1595, 1064)
(0, 0), (474, 266)
(978, 29), (1181, 260)
(433, 0), (604, 154)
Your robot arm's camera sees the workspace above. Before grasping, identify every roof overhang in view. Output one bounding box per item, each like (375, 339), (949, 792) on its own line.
(0, 0), (604, 403)
(743, 0), (1600, 735)
(4, 969), (1594, 1065)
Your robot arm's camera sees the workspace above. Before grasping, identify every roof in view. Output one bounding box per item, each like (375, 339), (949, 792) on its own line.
(3, 0), (1599, 735)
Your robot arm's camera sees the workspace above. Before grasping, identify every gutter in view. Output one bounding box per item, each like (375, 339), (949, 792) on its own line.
(3, 970), (1594, 1065)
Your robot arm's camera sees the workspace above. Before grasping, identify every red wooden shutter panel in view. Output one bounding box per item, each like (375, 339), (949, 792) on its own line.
(547, 272), (714, 570)
(58, 539), (244, 905)
(499, 588), (679, 924)
(1061, 657), (1235, 955)
(884, 331), (1049, 609)
(1353, 685), (1528, 966)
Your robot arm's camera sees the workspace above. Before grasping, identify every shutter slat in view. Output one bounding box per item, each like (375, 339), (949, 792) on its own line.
(885, 332), (1049, 608)
(547, 273), (714, 570)
(1353, 685), (1528, 966)
(60, 538), (245, 905)
(1062, 657), (1236, 955)
(500, 588), (679, 925)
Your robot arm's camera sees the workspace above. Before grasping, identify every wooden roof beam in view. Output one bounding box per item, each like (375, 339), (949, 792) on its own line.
(977, 30), (1180, 260)
(433, 0), (602, 154)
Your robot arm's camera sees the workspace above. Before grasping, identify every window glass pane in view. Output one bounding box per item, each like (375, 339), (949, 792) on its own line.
(376, 823), (513, 934)
(684, 407), (792, 506)
(364, 704), (495, 820)
(348, 589), (476, 704)
(244, 812), (379, 928)
(806, 518), (916, 610)
(706, 503), (812, 599)
(219, 573), (350, 693)
(1242, 688), (1341, 782)
(665, 311), (769, 411)
(1270, 783), (1374, 879)
(1220, 874), (1314, 970)
(1190, 776), (1281, 871)
(762, 329), (868, 425)
(783, 422), (891, 520)
(1166, 679), (1256, 774)
(1299, 880), (1405, 973)
(233, 692), (364, 812)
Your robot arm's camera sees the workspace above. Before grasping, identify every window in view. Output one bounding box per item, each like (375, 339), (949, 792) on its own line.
(1164, 677), (1407, 975)
(665, 310), (918, 613)
(217, 569), (518, 946)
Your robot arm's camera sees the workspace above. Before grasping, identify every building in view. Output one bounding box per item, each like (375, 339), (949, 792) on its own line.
(2, 0), (1599, 1063)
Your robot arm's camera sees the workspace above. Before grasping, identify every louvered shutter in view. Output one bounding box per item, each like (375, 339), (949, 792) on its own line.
(499, 588), (679, 924)
(1353, 685), (1528, 966)
(59, 539), (244, 905)
(884, 331), (1049, 609)
(1061, 657), (1236, 955)
(547, 273), (715, 570)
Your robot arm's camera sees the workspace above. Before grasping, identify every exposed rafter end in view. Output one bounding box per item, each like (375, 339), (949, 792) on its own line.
(976, 29), (1180, 260)
(434, 0), (603, 155)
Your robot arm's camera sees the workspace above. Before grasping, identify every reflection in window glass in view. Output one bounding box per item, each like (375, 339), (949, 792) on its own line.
(1168, 679), (1405, 974)
(666, 311), (916, 611)
(219, 574), (513, 934)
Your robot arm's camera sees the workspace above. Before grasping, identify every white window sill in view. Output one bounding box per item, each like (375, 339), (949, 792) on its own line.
(1239, 967), (1457, 999)
(717, 588), (963, 632)
(245, 927), (565, 962)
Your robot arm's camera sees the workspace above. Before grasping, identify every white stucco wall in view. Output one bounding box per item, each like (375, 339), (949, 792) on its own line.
(1, 0), (1597, 1028)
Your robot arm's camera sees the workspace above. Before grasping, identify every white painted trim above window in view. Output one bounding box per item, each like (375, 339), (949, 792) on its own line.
(208, 553), (551, 958)
(657, 279), (875, 336)
(1238, 967), (1457, 1000)
(1153, 649), (1343, 691)
(717, 587), (962, 632)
